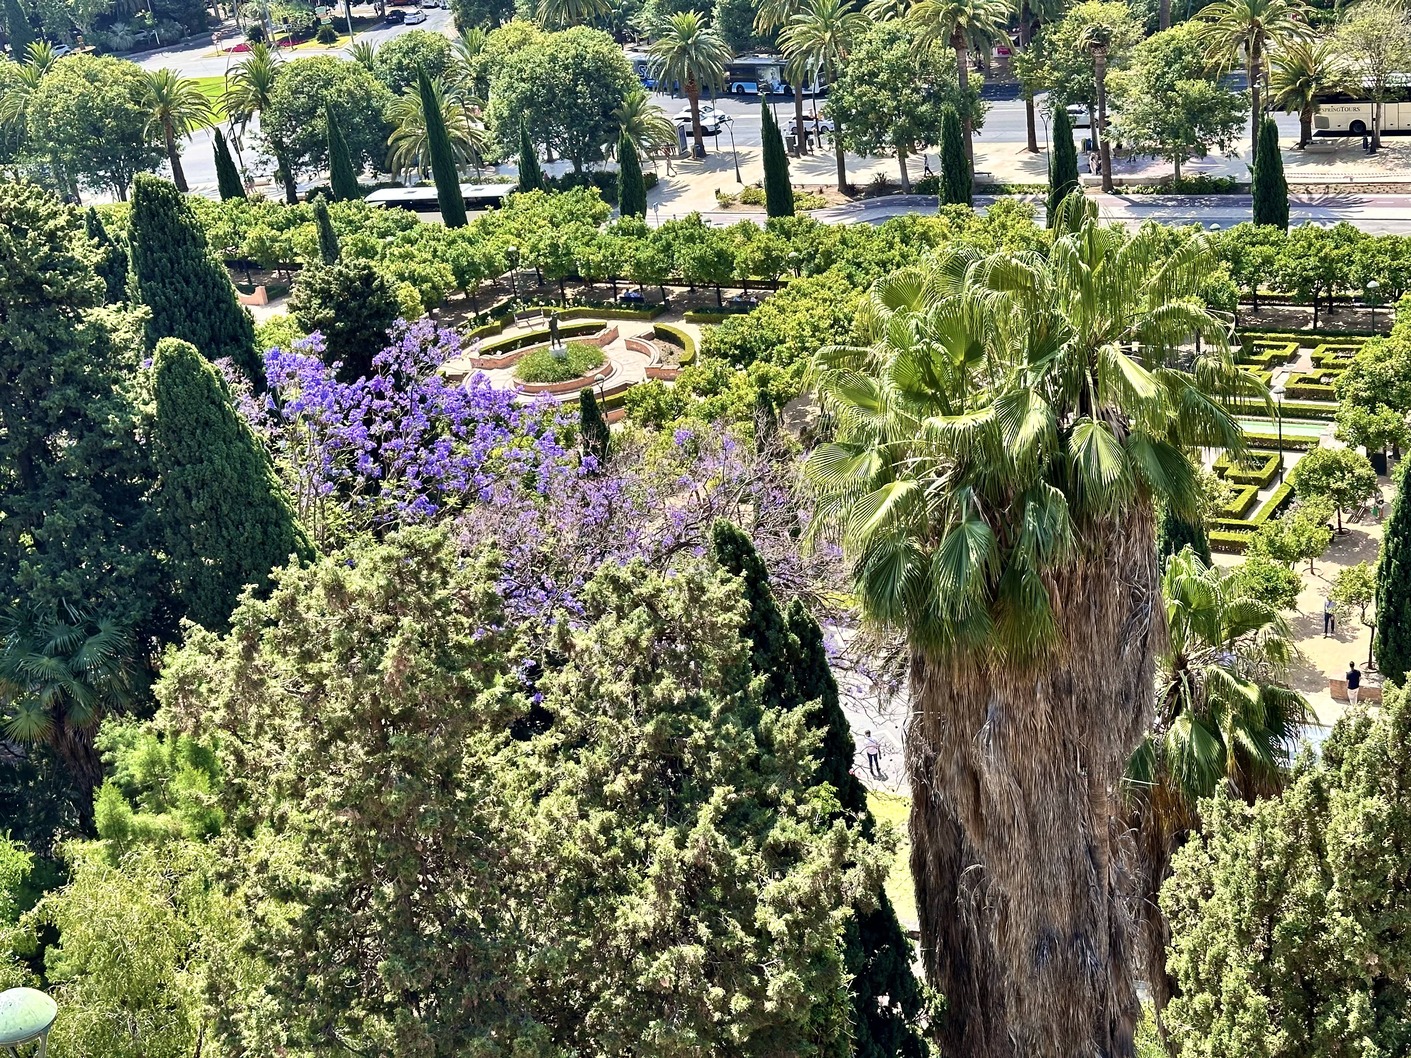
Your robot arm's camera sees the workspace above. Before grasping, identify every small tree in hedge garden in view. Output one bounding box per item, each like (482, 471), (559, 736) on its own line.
(1248, 499), (1334, 574)
(1331, 561), (1378, 666)
(1289, 446), (1379, 533)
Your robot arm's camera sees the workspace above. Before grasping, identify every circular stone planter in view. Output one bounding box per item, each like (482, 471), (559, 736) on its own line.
(515, 359), (617, 395)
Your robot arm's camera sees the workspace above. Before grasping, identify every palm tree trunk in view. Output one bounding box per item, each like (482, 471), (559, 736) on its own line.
(898, 144), (910, 192)
(687, 80), (705, 159)
(794, 83), (807, 155)
(953, 34), (973, 163)
(1020, 8), (1039, 153)
(909, 512), (1156, 1058)
(1299, 108), (1312, 148)
(276, 147), (298, 204)
(1159, 0), (1170, 29)
(1095, 50), (1113, 193)
(1248, 39), (1261, 158)
(164, 122), (188, 192)
(832, 115), (847, 193)
(54, 720), (103, 832)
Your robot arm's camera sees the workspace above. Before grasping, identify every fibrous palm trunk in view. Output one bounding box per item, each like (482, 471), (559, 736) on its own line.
(953, 30), (973, 163)
(54, 718), (103, 832)
(1020, 6), (1039, 153)
(907, 512), (1158, 1058)
(793, 79), (807, 154)
(1299, 107), (1312, 148)
(164, 121), (188, 192)
(1248, 37), (1262, 158)
(1094, 49), (1113, 193)
(829, 62), (846, 192)
(687, 79), (706, 159)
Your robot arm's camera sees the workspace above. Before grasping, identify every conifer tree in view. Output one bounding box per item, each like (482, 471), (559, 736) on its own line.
(709, 520), (929, 1058)
(4, 0), (34, 55)
(150, 337), (312, 632)
(127, 175), (261, 385)
(939, 105), (972, 207)
(418, 69), (466, 228)
(761, 100), (794, 218)
(1251, 117), (1288, 230)
(84, 207), (128, 304)
(578, 388), (611, 466)
(1157, 503), (1212, 566)
(1047, 103), (1079, 227)
(517, 118), (543, 193)
(1376, 466), (1411, 682)
(617, 133), (647, 219)
(213, 128), (245, 201)
(312, 198), (341, 265)
(326, 106), (361, 202)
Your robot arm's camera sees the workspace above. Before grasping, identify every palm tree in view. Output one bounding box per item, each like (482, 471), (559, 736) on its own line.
(386, 75), (486, 179)
(1127, 548), (1308, 1034)
(1198, 0), (1310, 156)
(0, 47), (75, 194)
(141, 68), (218, 193)
(754, 0), (811, 154)
(780, 0), (866, 192)
(902, 0), (1009, 164)
(226, 43), (297, 203)
(0, 603), (138, 828)
(348, 38), (378, 71)
(649, 11), (732, 160)
(1080, 22), (1115, 193)
(1270, 37), (1344, 148)
(612, 87), (675, 161)
(20, 39), (59, 74)
(534, 0), (610, 28)
(805, 195), (1248, 1058)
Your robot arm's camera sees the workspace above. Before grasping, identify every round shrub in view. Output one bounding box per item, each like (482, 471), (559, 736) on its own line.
(514, 341), (606, 384)
(315, 23), (339, 44)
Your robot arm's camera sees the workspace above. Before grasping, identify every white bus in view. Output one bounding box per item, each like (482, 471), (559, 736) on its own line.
(1313, 85), (1411, 136)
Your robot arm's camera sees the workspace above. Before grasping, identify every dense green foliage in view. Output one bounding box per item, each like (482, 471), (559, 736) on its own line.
(577, 387), (610, 463)
(419, 67), (468, 229)
(127, 176), (261, 384)
(1252, 116), (1289, 230)
(938, 107), (971, 206)
(513, 340), (605, 382)
(83, 207), (128, 304)
(259, 57), (394, 179)
(1376, 464), (1411, 682)
(288, 261), (400, 382)
(326, 106), (362, 202)
(1047, 107), (1080, 226)
(212, 128), (246, 201)
(149, 338), (312, 633)
(518, 117), (544, 191)
(312, 198), (341, 265)
(616, 132), (647, 219)
(761, 99), (794, 218)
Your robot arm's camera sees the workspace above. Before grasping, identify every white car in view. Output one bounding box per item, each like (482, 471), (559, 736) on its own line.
(673, 103), (725, 132)
(402, 8), (427, 21)
(786, 114), (833, 137)
(1065, 103), (1092, 128)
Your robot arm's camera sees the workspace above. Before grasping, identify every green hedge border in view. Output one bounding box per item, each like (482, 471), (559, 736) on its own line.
(1236, 340), (1299, 367)
(1240, 429), (1321, 451)
(652, 323), (697, 365)
(465, 304), (664, 342)
(1231, 400), (1339, 422)
(479, 321), (603, 357)
(1214, 450), (1282, 488)
(1209, 482), (1296, 552)
(683, 310), (731, 324)
(1221, 483), (1261, 519)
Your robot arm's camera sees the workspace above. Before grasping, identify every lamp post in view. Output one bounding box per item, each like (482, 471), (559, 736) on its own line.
(0, 987), (58, 1058)
(723, 115), (742, 184)
(788, 250), (800, 278)
(1273, 380), (1286, 481)
(1368, 278), (1381, 332)
(506, 245), (519, 299)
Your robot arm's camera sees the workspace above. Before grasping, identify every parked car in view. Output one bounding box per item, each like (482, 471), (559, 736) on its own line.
(402, 8), (427, 21)
(383, 8), (405, 21)
(673, 102), (725, 133)
(1065, 103), (1091, 128)
(46, 40), (72, 56)
(786, 114), (833, 137)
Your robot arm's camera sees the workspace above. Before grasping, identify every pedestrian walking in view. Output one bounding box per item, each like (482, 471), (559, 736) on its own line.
(1346, 661), (1362, 706)
(864, 730), (883, 779)
(1375, 495), (1385, 523)
(1324, 596), (1336, 636)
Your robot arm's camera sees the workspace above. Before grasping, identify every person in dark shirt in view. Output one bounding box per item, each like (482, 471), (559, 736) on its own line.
(1346, 661), (1362, 707)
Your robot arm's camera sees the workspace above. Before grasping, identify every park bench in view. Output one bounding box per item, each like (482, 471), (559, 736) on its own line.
(513, 308), (545, 327)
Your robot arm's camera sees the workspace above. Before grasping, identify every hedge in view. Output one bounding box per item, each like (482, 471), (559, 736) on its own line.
(1209, 482), (1296, 554)
(1283, 380), (1339, 401)
(479, 321), (602, 356)
(1310, 342), (1363, 366)
(1236, 328), (1377, 342)
(684, 310), (731, 324)
(652, 323), (697, 365)
(1236, 340), (1299, 367)
(1221, 483), (1262, 519)
(1214, 450), (1282, 488)
(1241, 429), (1322, 450)
(1230, 400), (1339, 422)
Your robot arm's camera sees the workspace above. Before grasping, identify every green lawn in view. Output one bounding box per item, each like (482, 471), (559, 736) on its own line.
(867, 790), (916, 931)
(191, 75), (228, 121)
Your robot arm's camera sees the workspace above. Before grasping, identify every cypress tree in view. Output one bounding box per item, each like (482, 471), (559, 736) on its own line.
(326, 107), (361, 202)
(128, 175), (262, 386)
(84, 207), (128, 304)
(4, 0), (34, 55)
(1251, 117), (1289, 230)
(578, 388), (611, 466)
(418, 68), (466, 229)
(517, 118), (543, 193)
(1376, 465), (1411, 682)
(617, 133), (647, 219)
(313, 197), (341, 265)
(151, 338), (312, 632)
(761, 99), (794, 218)
(1047, 103), (1080, 227)
(709, 519), (795, 724)
(213, 128), (245, 201)
(939, 105), (972, 207)
(1157, 502), (1212, 566)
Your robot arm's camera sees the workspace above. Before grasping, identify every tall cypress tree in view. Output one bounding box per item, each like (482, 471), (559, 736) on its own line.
(326, 106), (361, 202)
(939, 105), (972, 207)
(213, 128), (246, 201)
(617, 133), (647, 219)
(1157, 502), (1212, 566)
(761, 100), (794, 219)
(84, 207), (128, 304)
(4, 0), (34, 55)
(128, 175), (262, 385)
(150, 338), (313, 632)
(313, 198), (341, 265)
(709, 519), (928, 1058)
(1251, 117), (1289, 230)
(1047, 103), (1079, 228)
(517, 118), (543, 193)
(578, 388), (611, 466)
(1376, 466), (1411, 682)
(418, 69), (466, 229)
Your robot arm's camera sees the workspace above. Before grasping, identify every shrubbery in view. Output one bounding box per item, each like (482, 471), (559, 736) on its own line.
(513, 341), (605, 383)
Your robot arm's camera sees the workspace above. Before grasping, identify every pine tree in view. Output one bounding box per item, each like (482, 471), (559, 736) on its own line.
(518, 118), (543, 193)
(213, 128), (245, 201)
(1376, 465), (1411, 682)
(313, 198), (341, 265)
(84, 208), (128, 305)
(4, 0), (34, 55)
(578, 388), (611, 466)
(1251, 117), (1289, 230)
(150, 338), (312, 632)
(939, 105), (972, 207)
(418, 69), (466, 229)
(327, 107), (362, 202)
(1047, 103), (1080, 228)
(708, 520), (929, 1058)
(128, 175), (262, 385)
(761, 100), (794, 219)
(617, 133), (647, 219)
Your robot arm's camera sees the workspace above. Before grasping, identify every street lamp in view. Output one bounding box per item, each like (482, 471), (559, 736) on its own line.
(1368, 278), (1382, 332)
(506, 245), (519, 299)
(1272, 380), (1287, 481)
(0, 987), (58, 1058)
(723, 115), (742, 184)
(788, 250), (800, 278)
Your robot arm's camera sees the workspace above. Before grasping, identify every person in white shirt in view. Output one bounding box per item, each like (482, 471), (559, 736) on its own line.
(864, 731), (883, 778)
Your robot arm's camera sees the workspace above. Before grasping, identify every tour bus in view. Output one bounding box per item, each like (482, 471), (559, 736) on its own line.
(1313, 81), (1411, 136)
(725, 55), (827, 96)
